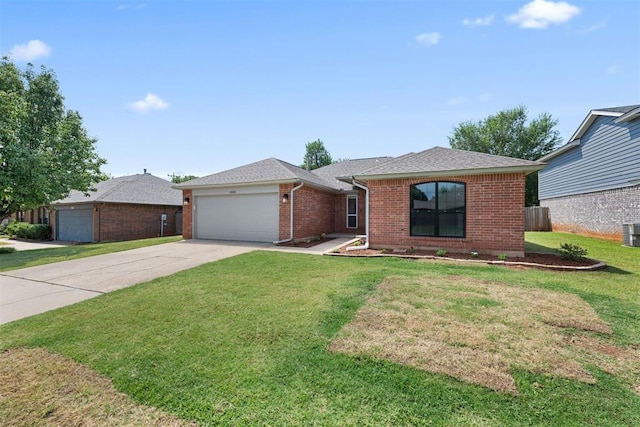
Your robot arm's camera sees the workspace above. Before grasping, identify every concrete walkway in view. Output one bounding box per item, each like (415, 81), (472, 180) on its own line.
(0, 237), (355, 325)
(1, 238), (69, 251)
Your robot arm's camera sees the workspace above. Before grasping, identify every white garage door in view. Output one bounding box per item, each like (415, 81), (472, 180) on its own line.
(57, 206), (93, 242)
(195, 192), (279, 242)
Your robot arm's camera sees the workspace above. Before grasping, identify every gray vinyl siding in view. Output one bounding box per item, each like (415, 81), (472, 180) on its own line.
(539, 115), (640, 199)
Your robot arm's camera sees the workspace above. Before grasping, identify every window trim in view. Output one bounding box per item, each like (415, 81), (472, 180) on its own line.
(346, 194), (358, 229)
(409, 181), (466, 238)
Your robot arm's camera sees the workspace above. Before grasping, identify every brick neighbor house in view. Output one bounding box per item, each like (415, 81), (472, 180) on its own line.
(175, 147), (543, 256)
(49, 173), (183, 242)
(538, 105), (640, 242)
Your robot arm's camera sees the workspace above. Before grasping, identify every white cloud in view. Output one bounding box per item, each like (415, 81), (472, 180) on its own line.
(416, 32), (441, 47)
(506, 0), (580, 29)
(584, 22), (606, 33)
(127, 93), (169, 113)
(463, 14), (495, 27)
(8, 39), (51, 61)
(605, 64), (621, 75)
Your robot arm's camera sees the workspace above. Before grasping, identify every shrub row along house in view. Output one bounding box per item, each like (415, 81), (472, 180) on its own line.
(175, 147), (544, 257)
(539, 104), (640, 242)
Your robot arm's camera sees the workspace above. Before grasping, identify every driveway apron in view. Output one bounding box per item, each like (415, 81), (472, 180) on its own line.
(0, 240), (268, 325)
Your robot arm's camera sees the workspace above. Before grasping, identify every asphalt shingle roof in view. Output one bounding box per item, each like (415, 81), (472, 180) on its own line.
(594, 105), (640, 114)
(53, 174), (182, 206)
(311, 157), (393, 190)
(174, 158), (335, 190)
(355, 147), (544, 177)
(177, 148), (543, 191)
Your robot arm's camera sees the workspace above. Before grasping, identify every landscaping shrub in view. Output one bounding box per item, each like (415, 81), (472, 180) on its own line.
(0, 247), (16, 254)
(4, 222), (51, 240)
(557, 243), (588, 260)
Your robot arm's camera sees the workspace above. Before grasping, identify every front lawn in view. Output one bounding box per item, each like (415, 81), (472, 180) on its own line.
(0, 236), (183, 272)
(0, 232), (638, 425)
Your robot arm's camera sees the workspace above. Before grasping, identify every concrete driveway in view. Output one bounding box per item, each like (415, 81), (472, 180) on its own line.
(0, 240), (270, 325)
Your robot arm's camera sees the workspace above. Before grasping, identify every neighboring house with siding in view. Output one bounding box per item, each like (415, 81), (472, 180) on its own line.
(49, 173), (183, 242)
(538, 105), (640, 240)
(176, 147), (543, 256)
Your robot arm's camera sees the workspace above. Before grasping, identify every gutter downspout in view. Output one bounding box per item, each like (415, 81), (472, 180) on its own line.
(273, 182), (304, 244)
(347, 179), (369, 251)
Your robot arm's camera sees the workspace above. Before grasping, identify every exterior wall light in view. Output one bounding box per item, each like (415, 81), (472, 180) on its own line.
(282, 193), (289, 204)
(184, 197), (190, 206)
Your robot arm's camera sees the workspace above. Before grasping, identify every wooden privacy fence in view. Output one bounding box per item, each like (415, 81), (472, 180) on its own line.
(525, 206), (551, 231)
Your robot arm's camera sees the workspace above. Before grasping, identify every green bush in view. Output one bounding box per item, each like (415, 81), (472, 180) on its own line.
(557, 243), (588, 260)
(5, 222), (51, 240)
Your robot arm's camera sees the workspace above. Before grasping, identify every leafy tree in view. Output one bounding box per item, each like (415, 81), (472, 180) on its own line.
(169, 174), (198, 184)
(448, 106), (560, 206)
(301, 139), (333, 170)
(0, 57), (106, 221)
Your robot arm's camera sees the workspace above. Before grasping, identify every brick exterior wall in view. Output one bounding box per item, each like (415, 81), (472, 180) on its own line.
(366, 173), (527, 256)
(278, 184), (335, 240)
(334, 189), (366, 235)
(540, 185), (640, 241)
(278, 183), (294, 240)
(182, 189), (193, 239)
(94, 203), (182, 242)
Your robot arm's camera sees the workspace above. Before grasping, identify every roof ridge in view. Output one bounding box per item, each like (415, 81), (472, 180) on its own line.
(270, 158), (312, 180)
(355, 151), (412, 175)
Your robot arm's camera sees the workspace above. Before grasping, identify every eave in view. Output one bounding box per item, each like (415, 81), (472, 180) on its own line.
(569, 109), (624, 142)
(615, 106), (640, 123)
(174, 178), (341, 193)
(353, 164), (545, 181)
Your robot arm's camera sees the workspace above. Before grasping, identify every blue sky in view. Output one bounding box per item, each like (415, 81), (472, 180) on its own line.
(1, 0), (638, 179)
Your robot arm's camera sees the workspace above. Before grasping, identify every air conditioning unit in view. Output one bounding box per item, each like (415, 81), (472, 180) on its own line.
(622, 223), (640, 247)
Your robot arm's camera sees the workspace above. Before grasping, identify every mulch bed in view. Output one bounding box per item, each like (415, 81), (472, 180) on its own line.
(331, 246), (605, 270)
(278, 237), (335, 248)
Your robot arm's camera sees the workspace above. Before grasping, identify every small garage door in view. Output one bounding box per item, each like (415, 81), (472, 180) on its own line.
(195, 192), (278, 242)
(57, 206), (93, 242)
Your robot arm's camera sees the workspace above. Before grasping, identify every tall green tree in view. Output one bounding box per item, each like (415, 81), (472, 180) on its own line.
(169, 174), (198, 184)
(301, 139), (333, 170)
(448, 106), (561, 206)
(0, 58), (106, 221)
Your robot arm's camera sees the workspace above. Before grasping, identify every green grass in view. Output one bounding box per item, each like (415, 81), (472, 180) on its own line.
(0, 236), (183, 272)
(0, 232), (638, 425)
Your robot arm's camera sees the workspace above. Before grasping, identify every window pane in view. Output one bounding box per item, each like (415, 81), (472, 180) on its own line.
(438, 212), (464, 237)
(411, 181), (465, 237)
(347, 197), (357, 214)
(347, 215), (357, 228)
(411, 210), (435, 236)
(438, 182), (465, 212)
(410, 182), (436, 236)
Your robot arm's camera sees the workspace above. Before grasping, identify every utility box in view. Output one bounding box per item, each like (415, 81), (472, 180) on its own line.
(622, 223), (640, 247)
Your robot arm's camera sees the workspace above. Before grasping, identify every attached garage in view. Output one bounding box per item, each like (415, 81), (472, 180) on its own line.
(56, 206), (93, 242)
(194, 186), (279, 242)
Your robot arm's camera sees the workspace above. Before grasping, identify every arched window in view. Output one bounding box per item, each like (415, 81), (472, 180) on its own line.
(410, 181), (465, 237)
